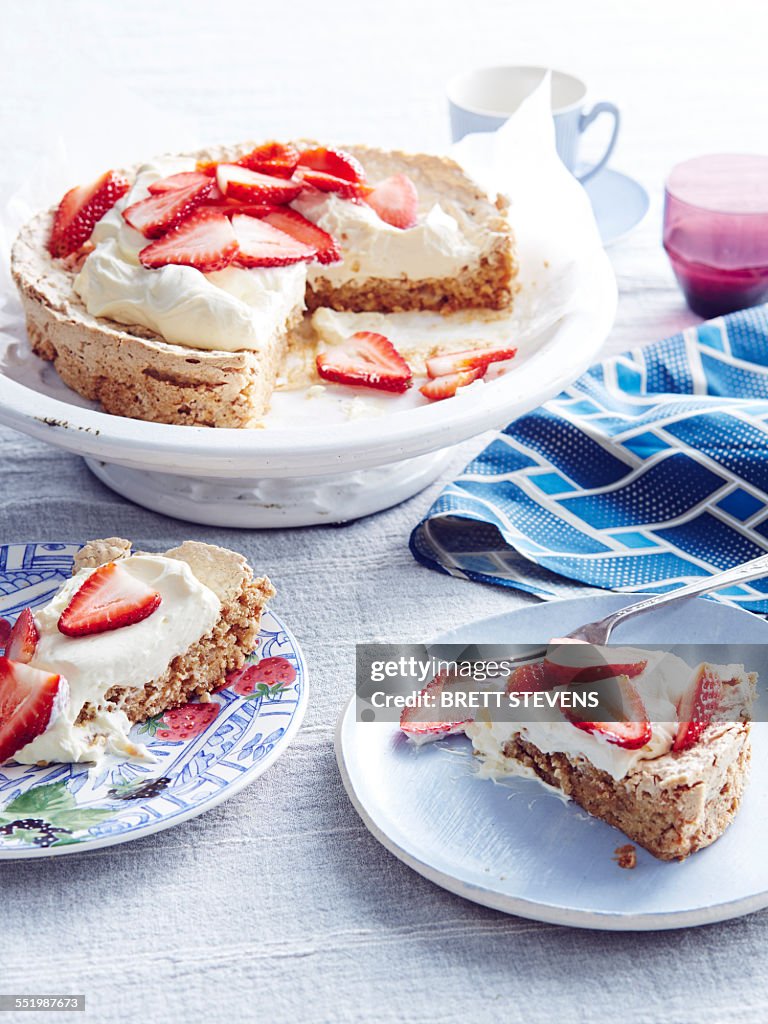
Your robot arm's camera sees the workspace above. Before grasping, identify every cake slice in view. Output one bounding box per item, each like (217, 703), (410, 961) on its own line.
(10, 140), (517, 428)
(0, 537), (274, 764)
(401, 647), (755, 861)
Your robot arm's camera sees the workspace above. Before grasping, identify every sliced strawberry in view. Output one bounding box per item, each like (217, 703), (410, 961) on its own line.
(238, 141), (300, 178)
(400, 672), (472, 740)
(543, 657), (648, 687)
(139, 210), (239, 272)
(297, 168), (371, 199)
(0, 618), (10, 650)
(366, 174), (419, 229)
(147, 171), (213, 195)
(506, 661), (551, 694)
(426, 345), (518, 379)
(5, 609), (39, 664)
(673, 664), (723, 752)
(262, 207), (341, 264)
(297, 146), (366, 184)
(197, 200), (273, 219)
(123, 177), (214, 238)
(568, 674), (652, 749)
(58, 561), (162, 638)
(196, 159), (218, 176)
(215, 164), (301, 204)
(232, 214), (316, 268)
(48, 169), (130, 258)
(419, 368), (483, 401)
(0, 658), (68, 763)
(316, 331), (412, 393)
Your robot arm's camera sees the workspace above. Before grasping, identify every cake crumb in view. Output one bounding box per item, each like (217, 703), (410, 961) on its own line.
(613, 844), (637, 870)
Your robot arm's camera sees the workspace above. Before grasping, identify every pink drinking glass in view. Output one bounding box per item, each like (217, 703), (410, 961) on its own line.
(663, 154), (768, 319)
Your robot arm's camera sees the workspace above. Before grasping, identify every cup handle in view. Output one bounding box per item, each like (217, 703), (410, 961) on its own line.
(576, 102), (620, 183)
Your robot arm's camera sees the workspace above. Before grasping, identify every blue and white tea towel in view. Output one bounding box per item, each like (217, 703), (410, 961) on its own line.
(411, 305), (768, 613)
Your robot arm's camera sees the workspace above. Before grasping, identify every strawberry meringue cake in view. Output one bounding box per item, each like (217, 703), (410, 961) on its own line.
(400, 646), (755, 861)
(0, 537), (274, 765)
(11, 141), (518, 427)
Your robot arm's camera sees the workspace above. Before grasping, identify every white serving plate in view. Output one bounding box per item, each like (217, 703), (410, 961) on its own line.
(337, 595), (768, 930)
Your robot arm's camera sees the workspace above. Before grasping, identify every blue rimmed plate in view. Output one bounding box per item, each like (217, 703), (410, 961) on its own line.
(0, 542), (309, 859)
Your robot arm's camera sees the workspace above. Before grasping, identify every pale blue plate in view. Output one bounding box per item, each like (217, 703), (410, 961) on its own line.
(337, 594), (768, 930)
(581, 167), (650, 247)
(0, 542), (308, 859)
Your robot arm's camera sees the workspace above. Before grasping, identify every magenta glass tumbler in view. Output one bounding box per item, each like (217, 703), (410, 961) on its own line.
(663, 154), (768, 319)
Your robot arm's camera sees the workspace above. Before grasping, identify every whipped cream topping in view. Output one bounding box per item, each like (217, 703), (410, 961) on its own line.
(74, 162), (306, 353)
(14, 554), (221, 764)
(293, 191), (479, 285)
(464, 649), (744, 782)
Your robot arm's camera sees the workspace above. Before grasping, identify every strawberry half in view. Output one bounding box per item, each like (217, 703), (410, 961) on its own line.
(58, 561), (162, 638)
(0, 658), (68, 763)
(147, 170), (213, 195)
(542, 656), (648, 688)
(215, 164), (301, 204)
(568, 674), (652, 749)
(139, 210), (239, 272)
(238, 141), (300, 178)
(48, 169), (130, 258)
(123, 177), (214, 238)
(400, 672), (473, 740)
(5, 609), (39, 664)
(316, 331), (412, 393)
(366, 174), (419, 229)
(297, 146), (366, 184)
(232, 214), (317, 268)
(673, 664), (723, 752)
(426, 345), (518, 379)
(262, 207), (341, 264)
(506, 661), (551, 694)
(0, 618), (10, 650)
(297, 168), (371, 200)
(419, 368), (483, 401)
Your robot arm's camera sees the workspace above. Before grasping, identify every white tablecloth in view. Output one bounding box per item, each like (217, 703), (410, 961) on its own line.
(2, 2), (767, 1022)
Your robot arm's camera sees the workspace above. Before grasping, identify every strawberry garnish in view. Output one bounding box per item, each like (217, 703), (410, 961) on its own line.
(0, 619), (10, 650)
(542, 656), (648, 688)
(215, 164), (301, 204)
(147, 171), (213, 195)
(5, 609), (39, 664)
(58, 562), (162, 638)
(297, 146), (366, 184)
(426, 345), (518, 379)
(568, 674), (652, 750)
(316, 331), (412, 393)
(139, 210), (238, 272)
(506, 661), (551, 694)
(673, 664), (723, 752)
(366, 174), (419, 229)
(48, 169), (130, 258)
(400, 672), (473, 740)
(419, 368), (483, 401)
(297, 168), (370, 199)
(262, 207), (341, 264)
(0, 658), (68, 763)
(232, 214), (317, 268)
(238, 141), (300, 179)
(123, 177), (214, 238)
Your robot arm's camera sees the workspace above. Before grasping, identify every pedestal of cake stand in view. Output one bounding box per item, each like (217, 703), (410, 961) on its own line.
(84, 448), (455, 528)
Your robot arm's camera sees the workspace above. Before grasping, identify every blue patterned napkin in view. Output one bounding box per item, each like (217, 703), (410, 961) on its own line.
(410, 305), (768, 613)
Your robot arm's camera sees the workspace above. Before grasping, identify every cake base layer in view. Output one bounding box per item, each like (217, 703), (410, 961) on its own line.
(306, 253), (517, 314)
(504, 724), (752, 861)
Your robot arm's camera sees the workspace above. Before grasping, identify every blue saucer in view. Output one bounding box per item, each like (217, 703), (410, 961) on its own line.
(581, 167), (650, 247)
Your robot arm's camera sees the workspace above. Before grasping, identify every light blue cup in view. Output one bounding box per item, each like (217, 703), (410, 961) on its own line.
(448, 65), (620, 184)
